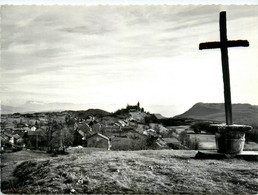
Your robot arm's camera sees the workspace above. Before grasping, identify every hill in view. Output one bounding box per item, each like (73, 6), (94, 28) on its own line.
(64, 109), (111, 118)
(175, 103), (258, 126)
(1, 148), (257, 194)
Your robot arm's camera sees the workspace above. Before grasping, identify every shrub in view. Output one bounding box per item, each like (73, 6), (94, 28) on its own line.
(166, 142), (188, 150)
(144, 114), (158, 125)
(245, 127), (258, 143)
(162, 128), (176, 138)
(178, 130), (200, 150)
(189, 138), (200, 150)
(190, 121), (216, 134)
(111, 137), (148, 151)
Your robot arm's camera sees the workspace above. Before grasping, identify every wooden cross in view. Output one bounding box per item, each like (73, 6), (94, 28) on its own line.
(199, 11), (249, 125)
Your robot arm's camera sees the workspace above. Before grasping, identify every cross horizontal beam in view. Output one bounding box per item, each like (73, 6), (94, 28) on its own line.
(199, 40), (249, 50)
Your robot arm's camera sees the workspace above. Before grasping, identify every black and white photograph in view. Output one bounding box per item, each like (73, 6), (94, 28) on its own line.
(1, 2), (258, 194)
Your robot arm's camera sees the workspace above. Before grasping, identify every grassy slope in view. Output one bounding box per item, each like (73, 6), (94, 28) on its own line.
(2, 148), (258, 194)
(1, 150), (51, 184)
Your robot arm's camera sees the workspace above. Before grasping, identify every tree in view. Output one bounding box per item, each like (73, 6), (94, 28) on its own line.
(179, 130), (200, 150)
(144, 114), (158, 125)
(40, 120), (45, 127)
(62, 125), (74, 148)
(65, 115), (75, 127)
(35, 120), (39, 128)
(153, 124), (161, 135)
(47, 119), (73, 154)
(190, 122), (211, 134)
(12, 120), (18, 128)
(1, 121), (7, 129)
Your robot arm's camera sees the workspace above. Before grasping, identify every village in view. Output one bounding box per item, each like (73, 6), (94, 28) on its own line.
(1, 102), (258, 194)
(1, 102), (192, 154)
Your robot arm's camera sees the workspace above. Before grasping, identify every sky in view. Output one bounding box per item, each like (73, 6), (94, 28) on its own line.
(1, 0), (258, 5)
(1, 5), (258, 117)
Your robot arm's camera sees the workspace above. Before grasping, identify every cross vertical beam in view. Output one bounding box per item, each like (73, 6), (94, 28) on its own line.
(219, 11), (232, 125)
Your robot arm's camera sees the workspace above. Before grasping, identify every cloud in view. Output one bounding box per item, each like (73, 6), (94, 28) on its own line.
(1, 5), (258, 116)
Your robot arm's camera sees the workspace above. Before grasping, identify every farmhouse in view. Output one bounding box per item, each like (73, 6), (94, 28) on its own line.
(73, 129), (89, 146)
(129, 119), (137, 127)
(0, 132), (23, 150)
(31, 126), (37, 131)
(12, 134), (22, 144)
(22, 127), (31, 132)
(87, 133), (111, 150)
(0, 135), (9, 150)
(117, 120), (128, 127)
(86, 116), (95, 123)
(155, 137), (167, 148)
(17, 123), (26, 128)
(0, 133), (13, 147)
(74, 122), (92, 134)
(143, 129), (160, 137)
(13, 129), (25, 138)
(102, 126), (121, 136)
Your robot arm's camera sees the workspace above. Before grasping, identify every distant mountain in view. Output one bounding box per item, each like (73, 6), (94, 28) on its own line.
(1, 105), (22, 114)
(154, 113), (167, 119)
(1, 101), (111, 118)
(175, 102), (258, 126)
(1, 102), (90, 114)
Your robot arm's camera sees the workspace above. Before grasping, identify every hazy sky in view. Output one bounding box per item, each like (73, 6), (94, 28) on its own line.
(1, 5), (258, 116)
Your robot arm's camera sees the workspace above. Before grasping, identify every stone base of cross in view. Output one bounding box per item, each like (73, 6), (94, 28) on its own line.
(211, 124), (252, 154)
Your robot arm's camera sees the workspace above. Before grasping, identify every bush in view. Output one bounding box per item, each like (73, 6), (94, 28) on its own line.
(144, 114), (158, 125)
(111, 137), (148, 151)
(167, 142), (188, 150)
(190, 121), (216, 134)
(245, 127), (258, 143)
(190, 138), (200, 150)
(162, 128), (176, 138)
(178, 130), (200, 150)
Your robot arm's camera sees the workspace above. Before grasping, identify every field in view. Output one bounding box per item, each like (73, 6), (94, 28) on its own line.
(167, 125), (190, 134)
(189, 133), (258, 151)
(189, 133), (216, 150)
(1, 148), (257, 194)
